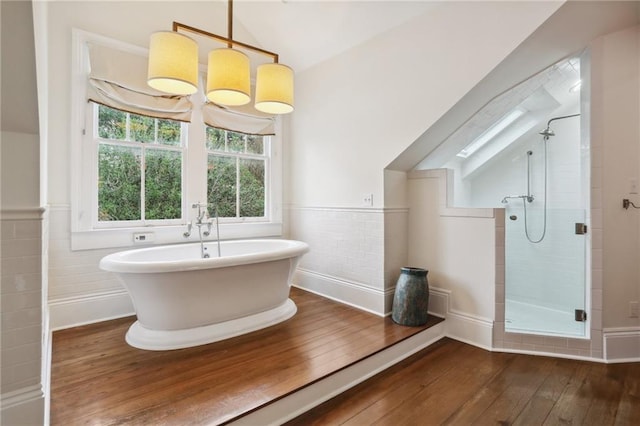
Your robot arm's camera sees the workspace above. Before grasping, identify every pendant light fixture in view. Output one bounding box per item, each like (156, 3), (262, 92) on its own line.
(255, 63), (294, 114)
(146, 0), (294, 114)
(147, 31), (199, 95)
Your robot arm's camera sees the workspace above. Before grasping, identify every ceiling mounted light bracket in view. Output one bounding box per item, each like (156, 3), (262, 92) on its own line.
(147, 0), (294, 114)
(171, 21), (280, 64)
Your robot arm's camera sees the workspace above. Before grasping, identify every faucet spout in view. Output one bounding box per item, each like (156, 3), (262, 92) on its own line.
(188, 202), (221, 258)
(192, 203), (208, 224)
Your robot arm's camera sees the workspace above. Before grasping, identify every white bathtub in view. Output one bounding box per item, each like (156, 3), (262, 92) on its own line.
(99, 239), (309, 350)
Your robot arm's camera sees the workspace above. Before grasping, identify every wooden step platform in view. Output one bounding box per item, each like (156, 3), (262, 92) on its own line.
(50, 287), (444, 425)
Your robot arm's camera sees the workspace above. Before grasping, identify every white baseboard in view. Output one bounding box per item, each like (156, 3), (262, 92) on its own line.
(293, 271), (493, 351)
(445, 312), (494, 351)
(1, 385), (44, 425)
(49, 290), (134, 331)
(293, 268), (386, 316)
(604, 327), (640, 363)
(429, 286), (494, 350)
(230, 321), (446, 425)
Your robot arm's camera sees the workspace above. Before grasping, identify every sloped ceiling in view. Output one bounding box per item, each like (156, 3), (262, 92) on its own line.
(234, 0), (438, 72)
(387, 0), (640, 171)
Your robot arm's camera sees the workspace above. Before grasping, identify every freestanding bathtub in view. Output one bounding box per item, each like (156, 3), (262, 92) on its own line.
(99, 239), (309, 350)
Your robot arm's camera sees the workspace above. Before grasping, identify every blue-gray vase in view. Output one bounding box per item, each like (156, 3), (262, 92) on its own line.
(392, 267), (429, 326)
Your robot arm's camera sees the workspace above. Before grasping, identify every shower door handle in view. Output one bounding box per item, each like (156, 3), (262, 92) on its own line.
(575, 309), (587, 322)
(575, 223), (587, 235)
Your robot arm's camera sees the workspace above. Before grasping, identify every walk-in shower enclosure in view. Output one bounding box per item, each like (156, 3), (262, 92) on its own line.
(418, 53), (590, 338)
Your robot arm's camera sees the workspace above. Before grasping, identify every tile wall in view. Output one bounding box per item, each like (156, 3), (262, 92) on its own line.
(1, 213), (44, 405)
(288, 206), (402, 314)
(289, 207), (385, 291)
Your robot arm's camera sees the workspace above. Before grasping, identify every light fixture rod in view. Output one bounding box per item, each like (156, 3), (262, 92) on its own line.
(172, 21), (279, 63)
(227, 0), (233, 48)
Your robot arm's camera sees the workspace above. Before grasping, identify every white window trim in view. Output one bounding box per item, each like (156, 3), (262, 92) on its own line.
(70, 29), (283, 251)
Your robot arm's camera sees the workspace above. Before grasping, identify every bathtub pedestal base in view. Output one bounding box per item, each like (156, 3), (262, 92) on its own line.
(126, 299), (297, 351)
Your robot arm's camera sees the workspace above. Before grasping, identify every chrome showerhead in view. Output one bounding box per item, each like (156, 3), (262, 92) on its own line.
(539, 127), (555, 138)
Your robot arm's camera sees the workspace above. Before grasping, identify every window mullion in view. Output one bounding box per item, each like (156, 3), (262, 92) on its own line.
(236, 157), (240, 218)
(125, 113), (131, 140)
(140, 145), (146, 222)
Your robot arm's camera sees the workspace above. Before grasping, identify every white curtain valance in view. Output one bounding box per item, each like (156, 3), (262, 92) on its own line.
(87, 43), (192, 122)
(202, 102), (275, 136)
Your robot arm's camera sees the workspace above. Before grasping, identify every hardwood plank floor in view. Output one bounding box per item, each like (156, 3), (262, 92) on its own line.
(50, 287), (441, 425)
(287, 339), (640, 426)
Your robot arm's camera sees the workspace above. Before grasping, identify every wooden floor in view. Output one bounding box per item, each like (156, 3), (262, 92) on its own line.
(50, 287), (441, 425)
(51, 288), (640, 426)
(287, 338), (640, 426)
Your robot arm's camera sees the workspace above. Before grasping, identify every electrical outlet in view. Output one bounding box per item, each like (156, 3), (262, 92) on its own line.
(363, 193), (373, 206)
(630, 301), (639, 318)
(133, 232), (154, 243)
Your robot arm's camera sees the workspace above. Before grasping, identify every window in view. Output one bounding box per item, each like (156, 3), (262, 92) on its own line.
(95, 104), (185, 226)
(71, 30), (282, 250)
(206, 127), (268, 220)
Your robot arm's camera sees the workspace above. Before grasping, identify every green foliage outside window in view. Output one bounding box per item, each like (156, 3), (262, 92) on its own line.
(206, 128), (266, 218)
(96, 105), (268, 223)
(97, 105), (183, 222)
(239, 159), (265, 217)
(98, 145), (141, 221)
(207, 156), (237, 217)
(98, 106), (126, 140)
(99, 105), (181, 146)
(145, 150), (182, 220)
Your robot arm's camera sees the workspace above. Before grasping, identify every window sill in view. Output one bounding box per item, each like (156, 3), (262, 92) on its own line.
(71, 222), (283, 251)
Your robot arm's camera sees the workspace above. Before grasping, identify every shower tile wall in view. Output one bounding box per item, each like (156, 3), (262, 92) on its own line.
(471, 115), (583, 312)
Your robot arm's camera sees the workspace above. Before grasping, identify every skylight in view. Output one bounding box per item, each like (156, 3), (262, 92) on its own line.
(457, 108), (525, 158)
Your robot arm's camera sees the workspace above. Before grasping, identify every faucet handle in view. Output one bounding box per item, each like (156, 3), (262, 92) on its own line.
(203, 221), (212, 237)
(183, 221), (192, 238)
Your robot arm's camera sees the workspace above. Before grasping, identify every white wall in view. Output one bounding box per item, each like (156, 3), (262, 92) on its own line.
(287, 1), (560, 315)
(1, 132), (40, 209)
(407, 175), (496, 321)
(1, 1), (45, 423)
(405, 170), (496, 348)
(289, 1), (561, 208)
(592, 25), (640, 331)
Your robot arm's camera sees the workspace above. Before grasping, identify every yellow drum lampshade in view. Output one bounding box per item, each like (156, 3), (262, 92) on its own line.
(255, 63), (294, 114)
(147, 31), (199, 95)
(206, 48), (251, 106)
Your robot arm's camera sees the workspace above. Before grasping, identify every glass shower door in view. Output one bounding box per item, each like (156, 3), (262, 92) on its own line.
(505, 206), (587, 337)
